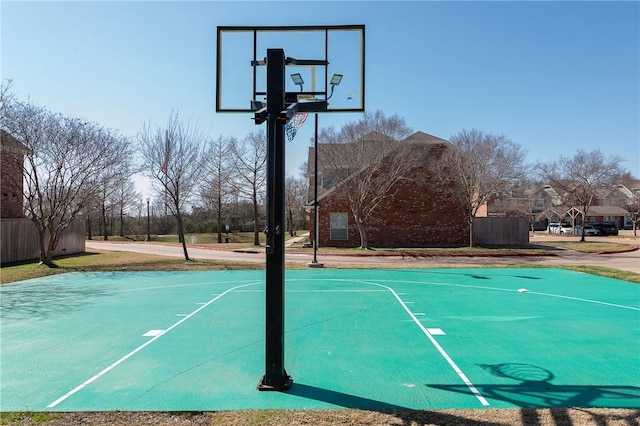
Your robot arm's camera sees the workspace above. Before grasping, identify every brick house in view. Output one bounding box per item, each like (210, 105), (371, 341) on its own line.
(489, 182), (638, 230)
(306, 131), (469, 248)
(1, 129), (27, 218)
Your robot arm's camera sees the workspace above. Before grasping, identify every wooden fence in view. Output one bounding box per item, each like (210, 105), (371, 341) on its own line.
(1, 218), (85, 264)
(473, 217), (530, 246)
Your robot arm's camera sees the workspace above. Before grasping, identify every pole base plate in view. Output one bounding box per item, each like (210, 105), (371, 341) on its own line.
(257, 373), (293, 391)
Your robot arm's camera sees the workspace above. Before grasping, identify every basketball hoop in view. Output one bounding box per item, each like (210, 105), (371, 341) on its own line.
(285, 112), (308, 142)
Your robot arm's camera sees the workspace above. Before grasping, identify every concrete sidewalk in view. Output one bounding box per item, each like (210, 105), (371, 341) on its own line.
(286, 232), (310, 247)
(86, 237), (640, 274)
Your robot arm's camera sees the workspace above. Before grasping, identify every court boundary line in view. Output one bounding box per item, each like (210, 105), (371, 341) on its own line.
(46, 277), (491, 409)
(46, 281), (262, 408)
(3, 279), (261, 308)
(353, 279), (490, 407)
(0, 270), (629, 411)
(366, 279), (640, 311)
(287, 278), (491, 406)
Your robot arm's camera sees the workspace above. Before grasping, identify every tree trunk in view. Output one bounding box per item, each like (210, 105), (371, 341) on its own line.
(119, 205), (124, 237)
(253, 193), (260, 246)
(355, 216), (369, 249)
(468, 218), (474, 247)
(37, 224), (56, 267)
(38, 229), (48, 265)
(87, 215), (92, 240)
(288, 209), (294, 237)
(176, 213), (190, 261)
(45, 227), (58, 265)
(217, 194), (223, 244)
(102, 202), (108, 241)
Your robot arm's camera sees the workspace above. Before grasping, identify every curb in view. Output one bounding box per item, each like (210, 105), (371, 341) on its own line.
(597, 245), (639, 255)
(287, 251), (559, 258)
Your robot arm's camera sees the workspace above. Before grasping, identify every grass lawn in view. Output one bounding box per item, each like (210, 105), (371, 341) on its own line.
(1, 237), (638, 425)
(1, 237), (638, 284)
(0, 249), (264, 285)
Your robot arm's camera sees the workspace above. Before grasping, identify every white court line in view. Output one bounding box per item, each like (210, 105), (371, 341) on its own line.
(10, 280), (255, 307)
(232, 289), (386, 293)
(369, 279), (640, 311)
(525, 291), (640, 311)
(352, 279), (490, 407)
(46, 281), (261, 408)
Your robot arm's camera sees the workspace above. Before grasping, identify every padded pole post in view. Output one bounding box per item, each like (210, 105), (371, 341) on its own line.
(257, 48), (292, 391)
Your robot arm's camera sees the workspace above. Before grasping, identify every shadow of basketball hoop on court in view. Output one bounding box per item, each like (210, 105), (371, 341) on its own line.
(427, 363), (640, 408)
(479, 363), (554, 383)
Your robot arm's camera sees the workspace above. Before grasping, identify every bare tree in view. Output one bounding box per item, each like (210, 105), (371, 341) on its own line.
(433, 129), (526, 247)
(606, 173), (640, 235)
(112, 178), (140, 237)
(201, 135), (235, 243)
(285, 175), (308, 236)
(1, 98), (133, 265)
(624, 194), (640, 236)
(537, 149), (625, 242)
(98, 182), (113, 240)
(230, 130), (267, 246)
(317, 110), (413, 248)
(0, 79), (15, 110)
(138, 111), (203, 260)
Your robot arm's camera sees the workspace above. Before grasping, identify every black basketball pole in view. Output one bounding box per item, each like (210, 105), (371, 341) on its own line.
(257, 48), (292, 391)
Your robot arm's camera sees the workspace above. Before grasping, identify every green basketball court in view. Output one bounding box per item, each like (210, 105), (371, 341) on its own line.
(1, 268), (638, 411)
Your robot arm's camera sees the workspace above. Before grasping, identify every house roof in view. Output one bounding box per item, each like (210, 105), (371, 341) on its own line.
(401, 131), (449, 145)
(307, 131), (448, 175)
(306, 130), (450, 206)
(0, 129), (28, 154)
(601, 184), (634, 200)
(307, 131), (394, 174)
(586, 205), (629, 216)
(526, 184), (563, 206)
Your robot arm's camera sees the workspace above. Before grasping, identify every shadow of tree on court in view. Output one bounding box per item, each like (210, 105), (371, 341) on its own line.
(0, 276), (112, 320)
(398, 269), (544, 280)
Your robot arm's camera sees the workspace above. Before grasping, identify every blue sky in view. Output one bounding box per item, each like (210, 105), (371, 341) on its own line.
(2, 1), (639, 198)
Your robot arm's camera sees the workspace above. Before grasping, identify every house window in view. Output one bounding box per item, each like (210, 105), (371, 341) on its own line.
(330, 212), (348, 240)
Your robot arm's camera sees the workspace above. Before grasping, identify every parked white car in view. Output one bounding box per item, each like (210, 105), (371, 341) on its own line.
(559, 224), (575, 234)
(582, 224), (600, 236)
(548, 223), (561, 234)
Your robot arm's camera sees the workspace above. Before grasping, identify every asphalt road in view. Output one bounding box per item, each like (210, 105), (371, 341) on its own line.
(86, 231), (640, 274)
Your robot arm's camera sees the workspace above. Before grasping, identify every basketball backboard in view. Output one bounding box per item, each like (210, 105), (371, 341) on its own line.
(216, 25), (365, 113)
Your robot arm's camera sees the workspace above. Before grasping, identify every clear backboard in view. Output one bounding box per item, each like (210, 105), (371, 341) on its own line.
(216, 25), (365, 113)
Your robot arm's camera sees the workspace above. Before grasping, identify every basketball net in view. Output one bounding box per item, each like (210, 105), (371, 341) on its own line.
(285, 112), (308, 142)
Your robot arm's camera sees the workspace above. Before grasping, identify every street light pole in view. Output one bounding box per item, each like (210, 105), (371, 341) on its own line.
(307, 74), (341, 268)
(146, 197), (150, 241)
(310, 112), (324, 267)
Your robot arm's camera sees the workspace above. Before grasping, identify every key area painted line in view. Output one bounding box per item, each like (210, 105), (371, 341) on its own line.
(47, 281), (261, 408)
(357, 280), (490, 407)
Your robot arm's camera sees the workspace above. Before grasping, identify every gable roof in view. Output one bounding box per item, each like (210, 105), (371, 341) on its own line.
(587, 205), (629, 216)
(400, 131), (449, 145)
(0, 129), (28, 154)
(306, 130), (450, 205)
(307, 130), (448, 176)
(307, 131), (394, 174)
(600, 184), (634, 200)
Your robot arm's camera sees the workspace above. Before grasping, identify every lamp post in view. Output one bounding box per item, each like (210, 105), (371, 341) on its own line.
(291, 73), (304, 92)
(146, 197), (150, 241)
(301, 73), (341, 267)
